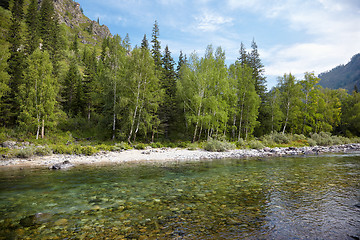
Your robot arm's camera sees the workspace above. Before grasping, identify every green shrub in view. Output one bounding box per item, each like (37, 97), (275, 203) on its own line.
(15, 147), (35, 158)
(248, 140), (265, 149)
(81, 146), (98, 156)
(236, 138), (247, 149)
(310, 132), (333, 146)
(307, 139), (317, 147)
(203, 138), (236, 152)
(176, 141), (190, 148)
(292, 134), (306, 141)
(350, 137), (360, 143)
(72, 145), (83, 155)
(34, 146), (52, 156)
(113, 142), (132, 151)
(51, 145), (73, 154)
(187, 142), (200, 150)
(134, 143), (147, 150)
(0, 147), (9, 155)
(96, 144), (114, 151)
(150, 142), (163, 148)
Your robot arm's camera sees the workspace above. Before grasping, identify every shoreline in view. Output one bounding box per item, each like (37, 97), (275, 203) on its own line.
(1, 143), (360, 169)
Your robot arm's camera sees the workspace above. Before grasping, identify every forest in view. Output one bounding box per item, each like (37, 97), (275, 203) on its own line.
(1, 0), (360, 148)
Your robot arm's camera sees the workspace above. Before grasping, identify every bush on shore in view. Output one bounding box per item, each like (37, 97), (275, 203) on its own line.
(203, 138), (236, 152)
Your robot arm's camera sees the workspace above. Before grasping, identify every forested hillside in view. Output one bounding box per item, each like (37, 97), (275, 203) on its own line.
(319, 53), (360, 92)
(1, 0), (360, 146)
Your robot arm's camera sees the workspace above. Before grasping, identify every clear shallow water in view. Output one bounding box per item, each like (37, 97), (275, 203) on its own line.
(0, 153), (359, 239)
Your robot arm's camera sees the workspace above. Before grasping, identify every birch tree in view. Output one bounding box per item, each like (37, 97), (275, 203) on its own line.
(278, 73), (302, 134)
(19, 49), (57, 139)
(123, 47), (162, 143)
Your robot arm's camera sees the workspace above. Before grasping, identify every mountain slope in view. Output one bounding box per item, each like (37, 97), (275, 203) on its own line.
(52, 0), (112, 44)
(318, 53), (360, 92)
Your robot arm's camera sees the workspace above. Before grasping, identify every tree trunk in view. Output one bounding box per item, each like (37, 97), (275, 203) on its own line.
(282, 101), (290, 134)
(41, 118), (45, 139)
(128, 80), (141, 144)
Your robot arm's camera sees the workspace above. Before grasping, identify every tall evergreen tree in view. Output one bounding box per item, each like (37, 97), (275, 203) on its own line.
(25, 0), (39, 55)
(141, 34), (149, 50)
(83, 47), (97, 120)
(151, 20), (162, 72)
(39, 0), (61, 76)
(4, 0), (25, 125)
(160, 45), (177, 137)
(249, 39), (267, 97)
(62, 56), (83, 116)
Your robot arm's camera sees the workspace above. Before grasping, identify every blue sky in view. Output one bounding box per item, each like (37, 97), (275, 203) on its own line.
(76, 0), (360, 89)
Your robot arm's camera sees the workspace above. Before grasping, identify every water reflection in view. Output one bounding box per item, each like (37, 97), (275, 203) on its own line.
(0, 153), (359, 239)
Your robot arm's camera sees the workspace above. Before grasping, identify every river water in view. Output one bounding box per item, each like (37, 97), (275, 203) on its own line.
(0, 153), (359, 239)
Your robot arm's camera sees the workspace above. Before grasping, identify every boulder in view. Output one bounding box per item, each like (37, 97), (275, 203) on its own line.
(49, 160), (74, 170)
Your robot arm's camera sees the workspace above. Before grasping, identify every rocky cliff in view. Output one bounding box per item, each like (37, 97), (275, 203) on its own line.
(51, 0), (112, 44)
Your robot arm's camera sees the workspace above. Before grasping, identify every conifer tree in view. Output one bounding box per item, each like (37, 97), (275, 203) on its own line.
(39, 0), (61, 76)
(141, 34), (149, 50)
(0, 42), (10, 101)
(177, 50), (186, 77)
(25, 0), (39, 55)
(249, 39), (267, 97)
(83, 47), (97, 120)
(151, 20), (162, 73)
(160, 45), (177, 137)
(62, 56), (83, 116)
(4, 0), (25, 125)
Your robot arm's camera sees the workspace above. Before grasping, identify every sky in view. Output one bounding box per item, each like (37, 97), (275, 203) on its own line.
(76, 0), (360, 89)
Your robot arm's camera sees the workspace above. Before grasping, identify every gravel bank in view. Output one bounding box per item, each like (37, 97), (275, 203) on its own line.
(1, 143), (360, 169)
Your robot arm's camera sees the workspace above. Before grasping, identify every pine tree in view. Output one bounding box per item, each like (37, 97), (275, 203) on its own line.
(71, 32), (79, 57)
(177, 50), (186, 77)
(83, 47), (97, 120)
(39, 0), (62, 76)
(62, 56), (83, 116)
(0, 41), (10, 101)
(25, 0), (39, 55)
(151, 20), (162, 73)
(4, 0), (25, 126)
(249, 39), (267, 97)
(141, 34), (149, 50)
(160, 45), (177, 137)
(237, 42), (248, 67)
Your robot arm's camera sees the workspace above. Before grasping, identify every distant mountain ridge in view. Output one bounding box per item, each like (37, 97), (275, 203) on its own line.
(318, 53), (360, 92)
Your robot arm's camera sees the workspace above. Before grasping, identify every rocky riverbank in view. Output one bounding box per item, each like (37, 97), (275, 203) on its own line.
(1, 143), (360, 169)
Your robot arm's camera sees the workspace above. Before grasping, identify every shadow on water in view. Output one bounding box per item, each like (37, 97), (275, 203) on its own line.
(0, 153), (359, 239)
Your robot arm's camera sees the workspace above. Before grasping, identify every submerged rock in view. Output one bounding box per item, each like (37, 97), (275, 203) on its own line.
(49, 160), (74, 170)
(19, 213), (53, 227)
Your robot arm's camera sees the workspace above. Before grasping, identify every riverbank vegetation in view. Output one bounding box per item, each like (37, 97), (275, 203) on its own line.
(1, 1), (360, 154)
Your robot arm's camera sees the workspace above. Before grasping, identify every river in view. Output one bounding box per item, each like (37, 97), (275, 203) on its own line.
(1, 152), (359, 239)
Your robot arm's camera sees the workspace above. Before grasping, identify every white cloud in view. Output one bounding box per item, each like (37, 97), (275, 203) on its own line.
(228, 0), (360, 79)
(194, 11), (233, 32)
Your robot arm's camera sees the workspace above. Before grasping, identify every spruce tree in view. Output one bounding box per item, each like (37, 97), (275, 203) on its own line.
(63, 57), (83, 116)
(177, 50), (186, 77)
(249, 39), (267, 98)
(4, 0), (25, 126)
(248, 39), (268, 136)
(151, 20), (162, 72)
(25, 0), (39, 55)
(83, 47), (97, 120)
(160, 45), (177, 137)
(141, 34), (149, 50)
(39, 0), (61, 76)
